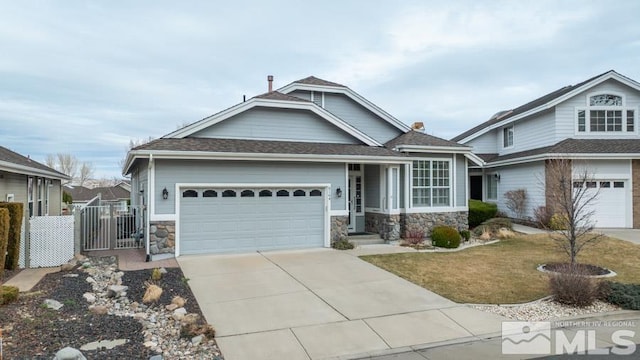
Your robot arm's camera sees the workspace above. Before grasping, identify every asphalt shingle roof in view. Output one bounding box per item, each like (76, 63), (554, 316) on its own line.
(292, 76), (346, 88)
(451, 70), (616, 142)
(482, 138), (640, 164)
(253, 91), (311, 102)
(386, 131), (469, 149)
(65, 185), (130, 202)
(134, 138), (407, 157)
(0, 145), (68, 178)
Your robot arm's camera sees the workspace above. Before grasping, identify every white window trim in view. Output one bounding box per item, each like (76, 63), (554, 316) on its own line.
(502, 125), (514, 149)
(410, 159), (453, 209)
(575, 92), (638, 135)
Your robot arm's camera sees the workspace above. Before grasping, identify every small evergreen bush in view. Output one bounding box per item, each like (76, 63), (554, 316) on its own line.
(1, 285), (19, 305)
(603, 282), (640, 310)
(468, 200), (497, 228)
(0, 208), (9, 276)
(331, 239), (354, 250)
(549, 213), (569, 230)
(431, 226), (461, 248)
(0, 202), (24, 270)
(459, 230), (471, 241)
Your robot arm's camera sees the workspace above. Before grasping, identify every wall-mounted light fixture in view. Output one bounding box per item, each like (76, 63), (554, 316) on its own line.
(162, 187), (169, 200)
(336, 187), (343, 198)
(494, 173), (501, 181)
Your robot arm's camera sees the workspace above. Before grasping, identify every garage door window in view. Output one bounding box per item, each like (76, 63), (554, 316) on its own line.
(183, 190), (198, 197)
(310, 189), (322, 196)
(614, 181), (624, 188)
(241, 190), (255, 197)
(222, 190), (236, 197)
(203, 190), (217, 197)
(277, 190), (290, 197)
(293, 190), (306, 197)
(600, 181), (610, 188)
(259, 190), (272, 197)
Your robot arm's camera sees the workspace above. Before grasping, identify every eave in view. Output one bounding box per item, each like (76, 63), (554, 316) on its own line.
(0, 160), (70, 180)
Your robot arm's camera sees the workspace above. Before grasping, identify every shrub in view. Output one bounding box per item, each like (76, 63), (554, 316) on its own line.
(331, 239), (354, 250)
(404, 229), (425, 246)
(62, 191), (73, 204)
(549, 213), (569, 230)
(603, 282), (640, 310)
(431, 226), (461, 248)
(151, 268), (162, 281)
(533, 206), (553, 228)
(0, 208), (9, 276)
(143, 283), (163, 303)
(473, 217), (513, 237)
(0, 202), (24, 270)
(504, 189), (527, 219)
(548, 264), (601, 307)
(468, 200), (497, 228)
(1, 285), (19, 305)
(459, 230), (471, 242)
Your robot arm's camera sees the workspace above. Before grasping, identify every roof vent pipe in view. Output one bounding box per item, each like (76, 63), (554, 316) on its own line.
(267, 75), (274, 92)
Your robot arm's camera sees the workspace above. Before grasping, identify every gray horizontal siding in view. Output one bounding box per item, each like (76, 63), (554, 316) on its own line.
(154, 160), (346, 213)
(0, 171), (27, 204)
(456, 154), (466, 207)
(288, 90), (311, 101)
(323, 93), (402, 144)
(364, 164), (380, 208)
(192, 107), (360, 144)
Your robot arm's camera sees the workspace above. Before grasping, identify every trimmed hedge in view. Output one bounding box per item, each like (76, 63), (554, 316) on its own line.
(331, 239), (354, 250)
(431, 225), (461, 248)
(0, 208), (9, 277)
(0, 202), (24, 270)
(469, 200), (497, 228)
(1, 285), (19, 305)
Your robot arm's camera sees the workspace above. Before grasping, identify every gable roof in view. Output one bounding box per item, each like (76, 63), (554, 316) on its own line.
(0, 146), (69, 179)
(479, 138), (640, 167)
(64, 185), (130, 202)
(278, 76), (412, 133)
(162, 90), (381, 147)
(452, 70), (640, 143)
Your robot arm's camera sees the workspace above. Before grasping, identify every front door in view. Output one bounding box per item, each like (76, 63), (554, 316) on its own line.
(348, 173), (362, 232)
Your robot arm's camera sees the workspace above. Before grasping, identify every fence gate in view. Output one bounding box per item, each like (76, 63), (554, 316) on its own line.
(81, 204), (143, 251)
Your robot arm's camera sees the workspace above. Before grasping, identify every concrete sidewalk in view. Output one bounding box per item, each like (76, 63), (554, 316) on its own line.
(2, 267), (60, 291)
(179, 248), (508, 360)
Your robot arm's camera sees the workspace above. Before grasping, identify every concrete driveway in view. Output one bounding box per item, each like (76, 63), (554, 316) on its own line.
(598, 228), (640, 245)
(178, 248), (506, 360)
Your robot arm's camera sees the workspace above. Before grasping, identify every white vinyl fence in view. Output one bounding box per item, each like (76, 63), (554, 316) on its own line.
(27, 216), (75, 267)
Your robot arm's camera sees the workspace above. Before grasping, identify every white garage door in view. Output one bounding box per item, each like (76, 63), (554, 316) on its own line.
(580, 180), (627, 228)
(179, 186), (326, 254)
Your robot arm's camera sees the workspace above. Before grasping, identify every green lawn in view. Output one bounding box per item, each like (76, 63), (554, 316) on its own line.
(360, 234), (640, 304)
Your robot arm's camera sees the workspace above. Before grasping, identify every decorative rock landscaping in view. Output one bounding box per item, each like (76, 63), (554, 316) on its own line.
(471, 298), (621, 322)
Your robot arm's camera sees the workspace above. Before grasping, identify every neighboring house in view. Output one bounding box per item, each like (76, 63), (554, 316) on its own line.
(452, 70), (640, 229)
(64, 183), (130, 210)
(0, 145), (69, 219)
(123, 76), (480, 257)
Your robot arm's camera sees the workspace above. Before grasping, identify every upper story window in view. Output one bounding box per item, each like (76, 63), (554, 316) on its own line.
(412, 160), (450, 207)
(503, 125), (514, 148)
(577, 93), (636, 134)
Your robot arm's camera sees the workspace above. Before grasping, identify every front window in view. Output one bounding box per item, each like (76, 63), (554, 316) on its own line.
(27, 177), (34, 217)
(503, 126), (514, 148)
(486, 174), (498, 200)
(412, 160), (450, 207)
(577, 93), (636, 133)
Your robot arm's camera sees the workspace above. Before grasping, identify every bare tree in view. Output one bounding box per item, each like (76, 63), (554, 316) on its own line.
(56, 153), (78, 180)
(45, 154), (56, 168)
(78, 162), (95, 187)
(543, 158), (604, 265)
(504, 188), (527, 219)
(119, 137), (154, 170)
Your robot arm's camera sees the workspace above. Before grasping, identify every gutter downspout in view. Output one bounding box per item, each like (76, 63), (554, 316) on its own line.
(145, 154), (153, 262)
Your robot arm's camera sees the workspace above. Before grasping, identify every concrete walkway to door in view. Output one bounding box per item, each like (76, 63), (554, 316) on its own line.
(178, 248), (507, 360)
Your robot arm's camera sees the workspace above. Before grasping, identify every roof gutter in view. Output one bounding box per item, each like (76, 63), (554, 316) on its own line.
(482, 152), (640, 168)
(394, 145), (473, 153)
(0, 160), (70, 180)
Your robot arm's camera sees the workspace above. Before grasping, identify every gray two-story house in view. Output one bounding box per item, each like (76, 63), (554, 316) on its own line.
(453, 70), (640, 229)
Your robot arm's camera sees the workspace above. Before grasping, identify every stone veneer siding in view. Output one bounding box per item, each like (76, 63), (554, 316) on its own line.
(331, 216), (348, 243)
(633, 160), (640, 229)
(149, 221), (175, 255)
(400, 212), (468, 236)
(365, 213), (401, 240)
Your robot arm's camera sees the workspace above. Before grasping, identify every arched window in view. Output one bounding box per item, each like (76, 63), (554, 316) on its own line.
(276, 190), (289, 197)
(203, 190), (217, 198)
(310, 189), (322, 197)
(182, 190), (198, 198)
(241, 190), (255, 197)
(293, 189), (306, 197)
(222, 190), (236, 197)
(259, 190), (272, 197)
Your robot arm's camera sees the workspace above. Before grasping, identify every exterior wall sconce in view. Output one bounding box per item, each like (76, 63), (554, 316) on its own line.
(162, 187), (169, 200)
(336, 187), (342, 198)
(494, 173), (501, 181)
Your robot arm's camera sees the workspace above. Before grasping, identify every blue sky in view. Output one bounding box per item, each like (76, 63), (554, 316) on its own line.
(2, 0), (639, 178)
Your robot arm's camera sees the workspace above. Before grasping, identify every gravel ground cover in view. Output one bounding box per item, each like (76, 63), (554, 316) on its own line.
(0, 256), (223, 359)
